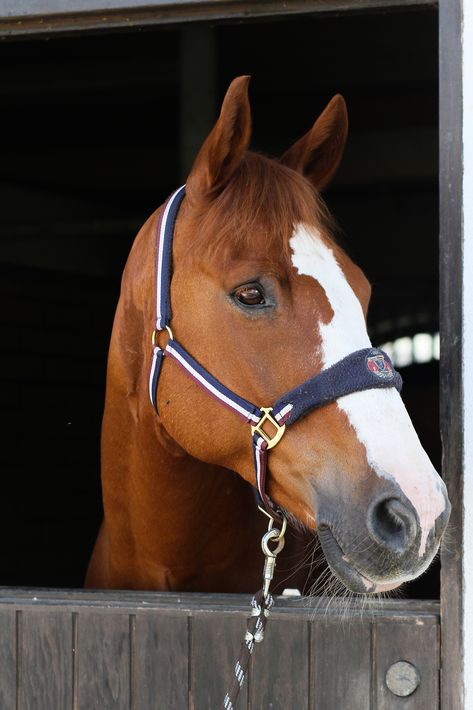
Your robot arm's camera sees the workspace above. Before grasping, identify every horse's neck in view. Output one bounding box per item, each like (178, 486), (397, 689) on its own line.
(96, 215), (311, 592)
(99, 228), (264, 590)
(101, 383), (263, 589)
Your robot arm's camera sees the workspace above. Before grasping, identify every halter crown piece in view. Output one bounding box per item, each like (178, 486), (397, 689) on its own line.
(149, 186), (402, 521)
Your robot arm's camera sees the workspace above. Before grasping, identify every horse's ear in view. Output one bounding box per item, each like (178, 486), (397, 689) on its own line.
(186, 76), (252, 203)
(281, 94), (348, 191)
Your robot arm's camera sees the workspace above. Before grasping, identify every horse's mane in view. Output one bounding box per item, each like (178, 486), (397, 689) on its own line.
(186, 151), (335, 277)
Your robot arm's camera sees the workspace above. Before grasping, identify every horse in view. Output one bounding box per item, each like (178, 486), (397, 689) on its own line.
(85, 76), (450, 596)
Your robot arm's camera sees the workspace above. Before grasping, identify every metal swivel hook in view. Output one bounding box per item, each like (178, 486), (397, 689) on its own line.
(260, 513), (287, 599)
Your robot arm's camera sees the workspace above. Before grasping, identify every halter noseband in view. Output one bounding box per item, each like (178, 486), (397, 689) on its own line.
(149, 186), (402, 520)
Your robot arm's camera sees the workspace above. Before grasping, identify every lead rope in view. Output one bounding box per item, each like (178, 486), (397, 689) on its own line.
(223, 512), (287, 709)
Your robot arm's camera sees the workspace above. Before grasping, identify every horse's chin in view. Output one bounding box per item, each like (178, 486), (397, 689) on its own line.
(317, 526), (403, 594)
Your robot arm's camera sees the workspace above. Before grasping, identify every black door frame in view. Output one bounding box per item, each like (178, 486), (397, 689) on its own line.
(439, 0), (463, 708)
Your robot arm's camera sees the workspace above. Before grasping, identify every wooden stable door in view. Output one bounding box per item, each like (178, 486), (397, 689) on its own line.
(0, 590), (439, 709)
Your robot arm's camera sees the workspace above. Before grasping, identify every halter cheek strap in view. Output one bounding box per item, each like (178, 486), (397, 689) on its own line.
(149, 186), (402, 520)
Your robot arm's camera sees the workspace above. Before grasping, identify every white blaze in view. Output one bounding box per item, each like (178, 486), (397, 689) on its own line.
(290, 223), (446, 557)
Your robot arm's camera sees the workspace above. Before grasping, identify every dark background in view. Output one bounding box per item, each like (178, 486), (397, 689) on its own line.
(0, 6), (440, 594)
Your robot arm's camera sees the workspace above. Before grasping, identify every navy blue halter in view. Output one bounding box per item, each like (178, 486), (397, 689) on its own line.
(149, 186), (402, 520)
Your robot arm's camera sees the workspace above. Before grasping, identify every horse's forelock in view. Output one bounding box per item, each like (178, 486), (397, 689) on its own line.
(183, 152), (334, 275)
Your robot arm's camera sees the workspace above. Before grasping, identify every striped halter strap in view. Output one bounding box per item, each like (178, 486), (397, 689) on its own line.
(149, 186), (403, 521)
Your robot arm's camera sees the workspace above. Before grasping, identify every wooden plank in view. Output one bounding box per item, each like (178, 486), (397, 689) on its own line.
(76, 611), (130, 709)
(250, 616), (309, 709)
(0, 608), (17, 709)
(191, 611), (248, 710)
(132, 611), (188, 710)
(374, 621), (438, 709)
(19, 609), (73, 710)
(0, 0), (437, 40)
(0, 0), (438, 16)
(439, 0), (464, 709)
(311, 619), (371, 710)
(0, 588), (441, 616)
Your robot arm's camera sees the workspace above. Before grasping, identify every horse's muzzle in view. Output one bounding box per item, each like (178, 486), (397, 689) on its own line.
(316, 487), (450, 594)
(317, 525), (377, 593)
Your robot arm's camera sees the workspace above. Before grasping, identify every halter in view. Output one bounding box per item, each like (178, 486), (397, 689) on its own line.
(149, 185), (402, 520)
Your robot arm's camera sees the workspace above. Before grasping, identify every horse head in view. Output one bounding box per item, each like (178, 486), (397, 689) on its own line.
(152, 76), (450, 594)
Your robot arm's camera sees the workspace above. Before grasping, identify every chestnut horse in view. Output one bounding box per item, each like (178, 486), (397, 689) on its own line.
(86, 77), (450, 596)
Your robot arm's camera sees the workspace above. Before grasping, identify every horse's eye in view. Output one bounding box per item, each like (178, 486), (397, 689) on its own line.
(234, 284), (266, 306)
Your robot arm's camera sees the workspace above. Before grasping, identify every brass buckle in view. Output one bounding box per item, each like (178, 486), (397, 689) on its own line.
(251, 407), (285, 449)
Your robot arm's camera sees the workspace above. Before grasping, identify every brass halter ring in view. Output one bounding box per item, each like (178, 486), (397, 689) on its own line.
(151, 325), (174, 348)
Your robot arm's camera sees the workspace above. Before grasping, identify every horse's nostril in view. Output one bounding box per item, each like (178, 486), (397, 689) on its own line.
(368, 497), (418, 554)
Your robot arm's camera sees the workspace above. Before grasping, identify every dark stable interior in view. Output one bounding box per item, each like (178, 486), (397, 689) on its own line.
(0, 7), (440, 596)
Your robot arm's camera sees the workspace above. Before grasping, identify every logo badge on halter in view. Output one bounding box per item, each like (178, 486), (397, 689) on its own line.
(366, 353), (394, 380)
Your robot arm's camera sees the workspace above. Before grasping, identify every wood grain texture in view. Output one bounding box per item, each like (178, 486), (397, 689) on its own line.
(374, 620), (439, 710)
(133, 611), (189, 710)
(0, 608), (16, 709)
(0, 588), (441, 613)
(190, 612), (249, 710)
(19, 609), (73, 710)
(76, 611), (130, 710)
(311, 619), (371, 710)
(0, 595), (442, 708)
(250, 617), (309, 709)
(439, 0), (464, 709)
(0, 0), (437, 39)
